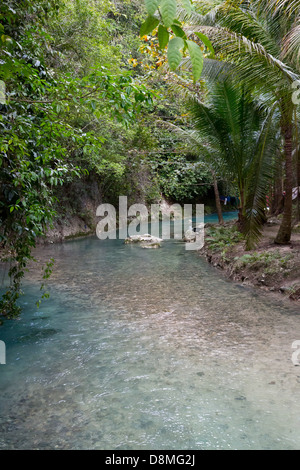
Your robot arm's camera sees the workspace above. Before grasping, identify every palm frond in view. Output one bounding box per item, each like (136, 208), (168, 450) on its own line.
(214, 28), (298, 82)
(220, 2), (280, 54)
(255, 0), (300, 17)
(187, 1), (300, 86)
(190, 0), (225, 24)
(176, 6), (205, 24)
(281, 20), (300, 69)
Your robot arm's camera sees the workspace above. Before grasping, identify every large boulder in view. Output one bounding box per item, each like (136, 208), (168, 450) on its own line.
(183, 229), (196, 243)
(124, 234), (163, 248)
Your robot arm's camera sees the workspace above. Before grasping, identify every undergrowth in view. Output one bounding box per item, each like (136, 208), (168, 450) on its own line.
(205, 225), (244, 261)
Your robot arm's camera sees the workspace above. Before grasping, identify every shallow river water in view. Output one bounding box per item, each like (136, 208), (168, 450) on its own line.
(0, 213), (300, 449)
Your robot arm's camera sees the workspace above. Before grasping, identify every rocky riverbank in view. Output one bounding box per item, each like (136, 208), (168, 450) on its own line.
(199, 220), (300, 302)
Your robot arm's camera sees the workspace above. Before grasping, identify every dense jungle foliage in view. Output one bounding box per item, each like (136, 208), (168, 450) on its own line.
(0, 0), (299, 318)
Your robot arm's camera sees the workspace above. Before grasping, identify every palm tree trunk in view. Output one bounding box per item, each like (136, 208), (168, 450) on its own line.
(271, 163), (284, 216)
(295, 108), (300, 223)
(237, 187), (245, 232)
(274, 121), (293, 244)
(297, 142), (300, 223)
(211, 170), (224, 224)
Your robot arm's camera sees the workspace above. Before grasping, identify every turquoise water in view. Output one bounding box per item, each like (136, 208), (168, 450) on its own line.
(203, 211), (239, 223)
(0, 213), (300, 450)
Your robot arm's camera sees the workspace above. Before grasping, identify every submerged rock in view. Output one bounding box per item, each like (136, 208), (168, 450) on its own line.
(183, 225), (204, 243)
(18, 328), (59, 344)
(183, 229), (196, 243)
(124, 234), (163, 248)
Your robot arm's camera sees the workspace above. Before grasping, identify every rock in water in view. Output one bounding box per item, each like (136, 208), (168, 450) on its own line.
(183, 229), (196, 243)
(124, 234), (163, 248)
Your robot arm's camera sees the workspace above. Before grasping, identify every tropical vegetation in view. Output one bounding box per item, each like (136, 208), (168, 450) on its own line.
(0, 0), (299, 319)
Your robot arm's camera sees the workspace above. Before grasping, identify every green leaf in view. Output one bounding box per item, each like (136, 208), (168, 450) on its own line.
(181, 0), (192, 14)
(186, 40), (203, 82)
(172, 19), (182, 26)
(140, 15), (159, 37)
(160, 0), (177, 29)
(158, 25), (170, 49)
(145, 0), (159, 15)
(171, 24), (187, 39)
(167, 37), (184, 71)
(194, 32), (215, 58)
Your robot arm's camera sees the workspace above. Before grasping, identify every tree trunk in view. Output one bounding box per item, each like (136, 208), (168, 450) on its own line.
(237, 187), (245, 232)
(297, 142), (300, 222)
(211, 170), (224, 224)
(270, 163), (284, 216)
(274, 121), (293, 244)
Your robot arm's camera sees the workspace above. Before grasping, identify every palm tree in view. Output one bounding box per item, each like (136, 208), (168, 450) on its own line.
(179, 0), (300, 244)
(168, 78), (279, 249)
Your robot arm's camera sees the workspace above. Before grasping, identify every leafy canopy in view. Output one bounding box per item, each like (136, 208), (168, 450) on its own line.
(140, 0), (213, 81)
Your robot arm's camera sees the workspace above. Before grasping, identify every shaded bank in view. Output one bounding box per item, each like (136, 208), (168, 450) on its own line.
(200, 221), (300, 302)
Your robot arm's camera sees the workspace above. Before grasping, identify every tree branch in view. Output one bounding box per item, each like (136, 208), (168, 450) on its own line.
(9, 85), (103, 104)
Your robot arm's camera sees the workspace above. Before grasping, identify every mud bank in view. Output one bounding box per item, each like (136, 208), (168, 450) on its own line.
(199, 220), (300, 302)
